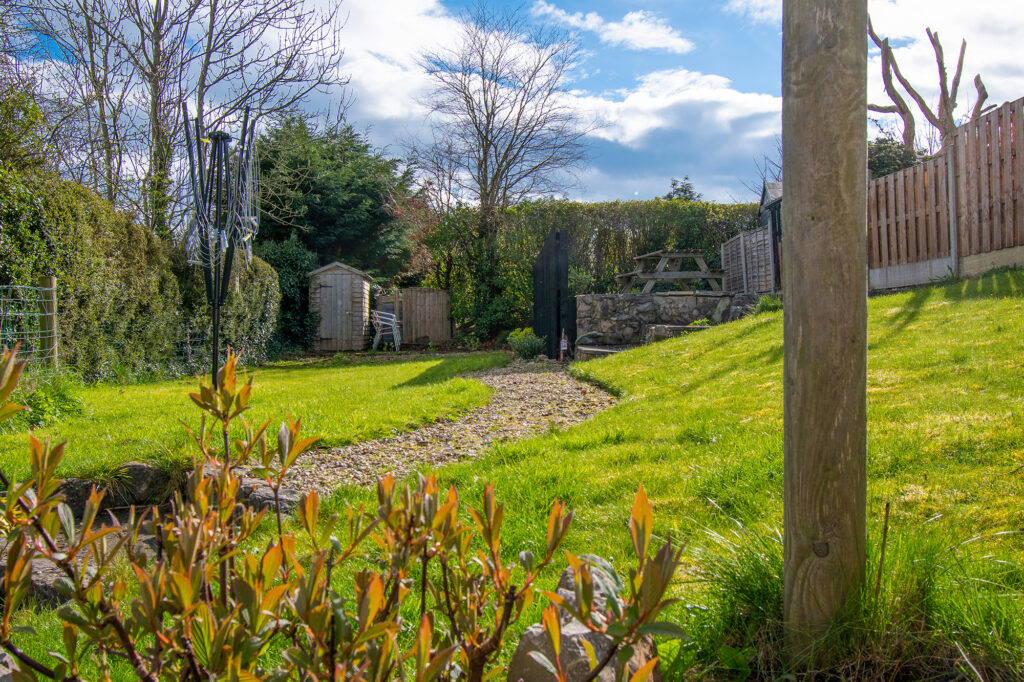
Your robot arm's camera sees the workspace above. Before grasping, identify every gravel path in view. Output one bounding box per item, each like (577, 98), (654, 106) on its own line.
(289, 361), (616, 496)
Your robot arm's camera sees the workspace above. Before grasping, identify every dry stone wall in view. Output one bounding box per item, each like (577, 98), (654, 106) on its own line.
(575, 292), (757, 346)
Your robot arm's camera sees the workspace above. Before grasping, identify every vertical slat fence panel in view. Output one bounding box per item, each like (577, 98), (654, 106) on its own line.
(868, 179), (879, 267)
(937, 157), (949, 257)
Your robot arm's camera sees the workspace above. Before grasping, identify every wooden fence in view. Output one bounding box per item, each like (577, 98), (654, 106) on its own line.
(377, 288), (451, 345)
(868, 96), (1024, 285)
(722, 225), (777, 294)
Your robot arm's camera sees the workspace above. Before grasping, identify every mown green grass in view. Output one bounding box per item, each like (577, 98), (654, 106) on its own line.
(10, 271), (1024, 678)
(0, 352), (507, 482)
(318, 269), (1024, 678)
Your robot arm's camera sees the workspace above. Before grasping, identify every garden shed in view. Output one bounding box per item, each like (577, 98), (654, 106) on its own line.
(308, 262), (372, 351)
(376, 288), (452, 345)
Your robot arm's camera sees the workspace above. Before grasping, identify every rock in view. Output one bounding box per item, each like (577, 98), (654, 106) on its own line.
(709, 297), (732, 324)
(507, 621), (661, 682)
(236, 476), (268, 502)
(536, 354), (548, 362)
(574, 332), (603, 346)
(58, 478), (100, 513)
(0, 651), (15, 681)
(554, 567), (607, 624)
(0, 559), (72, 607)
(112, 462), (170, 506)
(246, 486), (301, 514)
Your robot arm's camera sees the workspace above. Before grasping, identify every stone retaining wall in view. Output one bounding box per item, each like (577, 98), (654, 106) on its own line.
(575, 292), (757, 346)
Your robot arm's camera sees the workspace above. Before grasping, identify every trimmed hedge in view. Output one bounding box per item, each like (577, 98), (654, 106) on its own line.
(431, 198), (758, 337)
(0, 164), (280, 381)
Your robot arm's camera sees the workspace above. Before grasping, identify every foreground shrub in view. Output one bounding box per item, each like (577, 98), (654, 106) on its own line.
(0, 347), (681, 680)
(508, 327), (546, 360)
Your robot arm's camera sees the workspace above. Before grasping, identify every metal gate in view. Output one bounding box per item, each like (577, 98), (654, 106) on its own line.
(532, 227), (576, 357)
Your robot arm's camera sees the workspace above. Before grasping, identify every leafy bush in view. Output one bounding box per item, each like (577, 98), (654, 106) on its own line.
(0, 372), (84, 432)
(754, 294), (783, 314)
(508, 327), (546, 360)
(172, 250), (282, 373)
(0, 347), (683, 682)
(254, 234), (320, 354)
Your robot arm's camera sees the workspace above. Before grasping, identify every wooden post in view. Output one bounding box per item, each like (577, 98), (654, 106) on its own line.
(946, 142), (960, 276)
(782, 0), (867, 653)
(739, 231), (749, 293)
(37, 275), (58, 370)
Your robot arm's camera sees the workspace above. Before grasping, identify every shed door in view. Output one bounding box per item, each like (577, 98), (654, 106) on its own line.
(320, 272), (354, 351)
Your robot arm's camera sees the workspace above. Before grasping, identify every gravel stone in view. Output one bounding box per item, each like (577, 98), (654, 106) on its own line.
(289, 362), (616, 496)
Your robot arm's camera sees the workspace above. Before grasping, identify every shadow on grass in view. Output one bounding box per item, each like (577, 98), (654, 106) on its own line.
(396, 354), (505, 388)
(873, 269), (1024, 347)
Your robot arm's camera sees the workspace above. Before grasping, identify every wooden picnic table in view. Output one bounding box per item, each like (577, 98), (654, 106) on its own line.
(615, 249), (724, 293)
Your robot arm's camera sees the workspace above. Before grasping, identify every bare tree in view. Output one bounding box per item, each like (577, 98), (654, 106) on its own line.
(417, 3), (589, 227)
(868, 19), (990, 150)
(26, 0), (141, 203)
(26, 0), (346, 234)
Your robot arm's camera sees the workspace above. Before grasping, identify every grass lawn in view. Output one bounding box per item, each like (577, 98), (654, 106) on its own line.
(0, 352), (507, 482)
(8, 270), (1024, 679)
(317, 269), (1024, 677)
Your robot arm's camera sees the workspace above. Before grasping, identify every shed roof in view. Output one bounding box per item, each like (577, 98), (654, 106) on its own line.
(308, 261), (373, 280)
(760, 182), (783, 209)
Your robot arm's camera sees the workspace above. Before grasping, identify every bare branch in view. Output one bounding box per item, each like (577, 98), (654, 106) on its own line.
(417, 3), (590, 223)
(971, 74), (990, 121)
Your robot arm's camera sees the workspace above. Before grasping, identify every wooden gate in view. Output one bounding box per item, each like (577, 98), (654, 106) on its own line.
(532, 227), (575, 357)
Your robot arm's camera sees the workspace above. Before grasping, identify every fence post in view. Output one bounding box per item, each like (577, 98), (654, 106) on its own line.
(37, 275), (58, 370)
(945, 143), (960, 277)
(720, 244), (726, 290)
(739, 231), (749, 293)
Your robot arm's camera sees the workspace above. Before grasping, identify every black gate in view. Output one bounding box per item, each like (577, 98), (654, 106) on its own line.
(532, 227), (576, 358)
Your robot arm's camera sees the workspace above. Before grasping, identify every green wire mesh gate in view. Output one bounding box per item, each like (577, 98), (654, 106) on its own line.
(0, 278), (58, 372)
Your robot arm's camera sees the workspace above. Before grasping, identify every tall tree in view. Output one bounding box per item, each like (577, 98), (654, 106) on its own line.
(416, 2), (588, 227)
(415, 3), (589, 337)
(257, 116), (415, 281)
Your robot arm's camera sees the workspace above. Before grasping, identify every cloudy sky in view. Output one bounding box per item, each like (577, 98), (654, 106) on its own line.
(329, 0), (1023, 203)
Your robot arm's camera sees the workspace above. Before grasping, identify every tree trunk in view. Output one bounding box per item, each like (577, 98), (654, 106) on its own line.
(782, 0), (868, 657)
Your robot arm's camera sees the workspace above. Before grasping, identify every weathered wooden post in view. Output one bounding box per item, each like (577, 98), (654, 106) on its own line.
(36, 275), (58, 370)
(782, 0), (868, 653)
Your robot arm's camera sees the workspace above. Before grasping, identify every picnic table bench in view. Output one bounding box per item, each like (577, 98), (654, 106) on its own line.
(615, 249), (724, 293)
(370, 309), (402, 351)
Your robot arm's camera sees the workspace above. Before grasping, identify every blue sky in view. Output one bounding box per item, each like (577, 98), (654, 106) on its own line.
(332, 0), (1024, 204)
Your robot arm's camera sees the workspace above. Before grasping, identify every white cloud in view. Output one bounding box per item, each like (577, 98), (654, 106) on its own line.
(724, 0), (781, 24)
(334, 0), (460, 124)
(721, 1), (1024, 136)
(337, 2), (782, 201)
(569, 68), (780, 148)
(531, 1), (694, 54)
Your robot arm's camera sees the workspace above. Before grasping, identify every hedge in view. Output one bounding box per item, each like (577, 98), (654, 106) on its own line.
(0, 164), (280, 381)
(432, 198), (758, 337)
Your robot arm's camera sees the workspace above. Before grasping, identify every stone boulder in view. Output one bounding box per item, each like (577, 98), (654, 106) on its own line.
(0, 558), (73, 607)
(508, 566), (661, 682)
(507, 621), (660, 682)
(246, 485), (301, 514)
(0, 651), (15, 681)
(111, 462), (170, 506)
